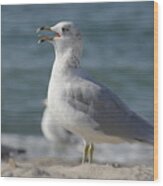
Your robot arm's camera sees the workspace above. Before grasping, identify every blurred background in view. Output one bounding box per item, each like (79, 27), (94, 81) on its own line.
(1, 2), (154, 165)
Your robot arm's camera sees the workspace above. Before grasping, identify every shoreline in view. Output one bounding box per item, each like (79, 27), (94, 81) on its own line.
(1, 133), (154, 180)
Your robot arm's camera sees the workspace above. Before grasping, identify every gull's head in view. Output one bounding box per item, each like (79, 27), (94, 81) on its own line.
(37, 21), (82, 58)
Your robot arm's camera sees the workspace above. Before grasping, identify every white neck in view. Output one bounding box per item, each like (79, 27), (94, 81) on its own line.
(52, 39), (82, 75)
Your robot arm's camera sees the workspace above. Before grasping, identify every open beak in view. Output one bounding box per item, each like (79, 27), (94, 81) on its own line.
(36, 26), (52, 33)
(37, 35), (53, 44)
(36, 25), (61, 44)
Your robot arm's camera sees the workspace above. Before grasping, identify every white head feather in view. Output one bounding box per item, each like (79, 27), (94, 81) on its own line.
(50, 22), (83, 64)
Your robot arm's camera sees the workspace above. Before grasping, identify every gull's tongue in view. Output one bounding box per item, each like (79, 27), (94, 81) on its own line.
(55, 32), (61, 38)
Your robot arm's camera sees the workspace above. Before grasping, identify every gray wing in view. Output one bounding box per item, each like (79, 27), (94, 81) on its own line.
(68, 75), (153, 144)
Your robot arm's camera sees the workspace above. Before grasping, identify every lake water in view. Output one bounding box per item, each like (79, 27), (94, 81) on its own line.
(1, 2), (154, 135)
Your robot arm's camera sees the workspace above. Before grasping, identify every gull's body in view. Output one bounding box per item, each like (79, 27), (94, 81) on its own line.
(38, 21), (153, 163)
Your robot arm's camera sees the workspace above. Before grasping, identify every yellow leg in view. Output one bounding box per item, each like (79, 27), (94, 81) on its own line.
(88, 143), (94, 164)
(82, 143), (89, 164)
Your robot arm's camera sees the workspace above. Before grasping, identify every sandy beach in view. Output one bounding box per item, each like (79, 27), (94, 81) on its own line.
(1, 157), (153, 180)
(1, 134), (154, 180)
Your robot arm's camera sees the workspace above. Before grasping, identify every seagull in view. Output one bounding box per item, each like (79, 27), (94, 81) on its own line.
(37, 21), (153, 163)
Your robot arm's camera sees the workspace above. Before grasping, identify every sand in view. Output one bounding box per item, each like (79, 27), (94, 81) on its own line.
(1, 134), (154, 180)
(1, 158), (153, 180)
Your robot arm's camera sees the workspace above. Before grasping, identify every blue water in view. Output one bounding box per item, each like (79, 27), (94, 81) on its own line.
(1, 2), (154, 135)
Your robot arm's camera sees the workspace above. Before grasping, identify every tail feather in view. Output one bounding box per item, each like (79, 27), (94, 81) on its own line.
(131, 113), (154, 145)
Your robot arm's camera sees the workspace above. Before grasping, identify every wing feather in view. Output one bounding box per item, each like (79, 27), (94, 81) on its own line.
(66, 74), (153, 144)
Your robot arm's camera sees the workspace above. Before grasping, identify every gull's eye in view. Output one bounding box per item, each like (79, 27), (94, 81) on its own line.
(62, 27), (69, 32)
